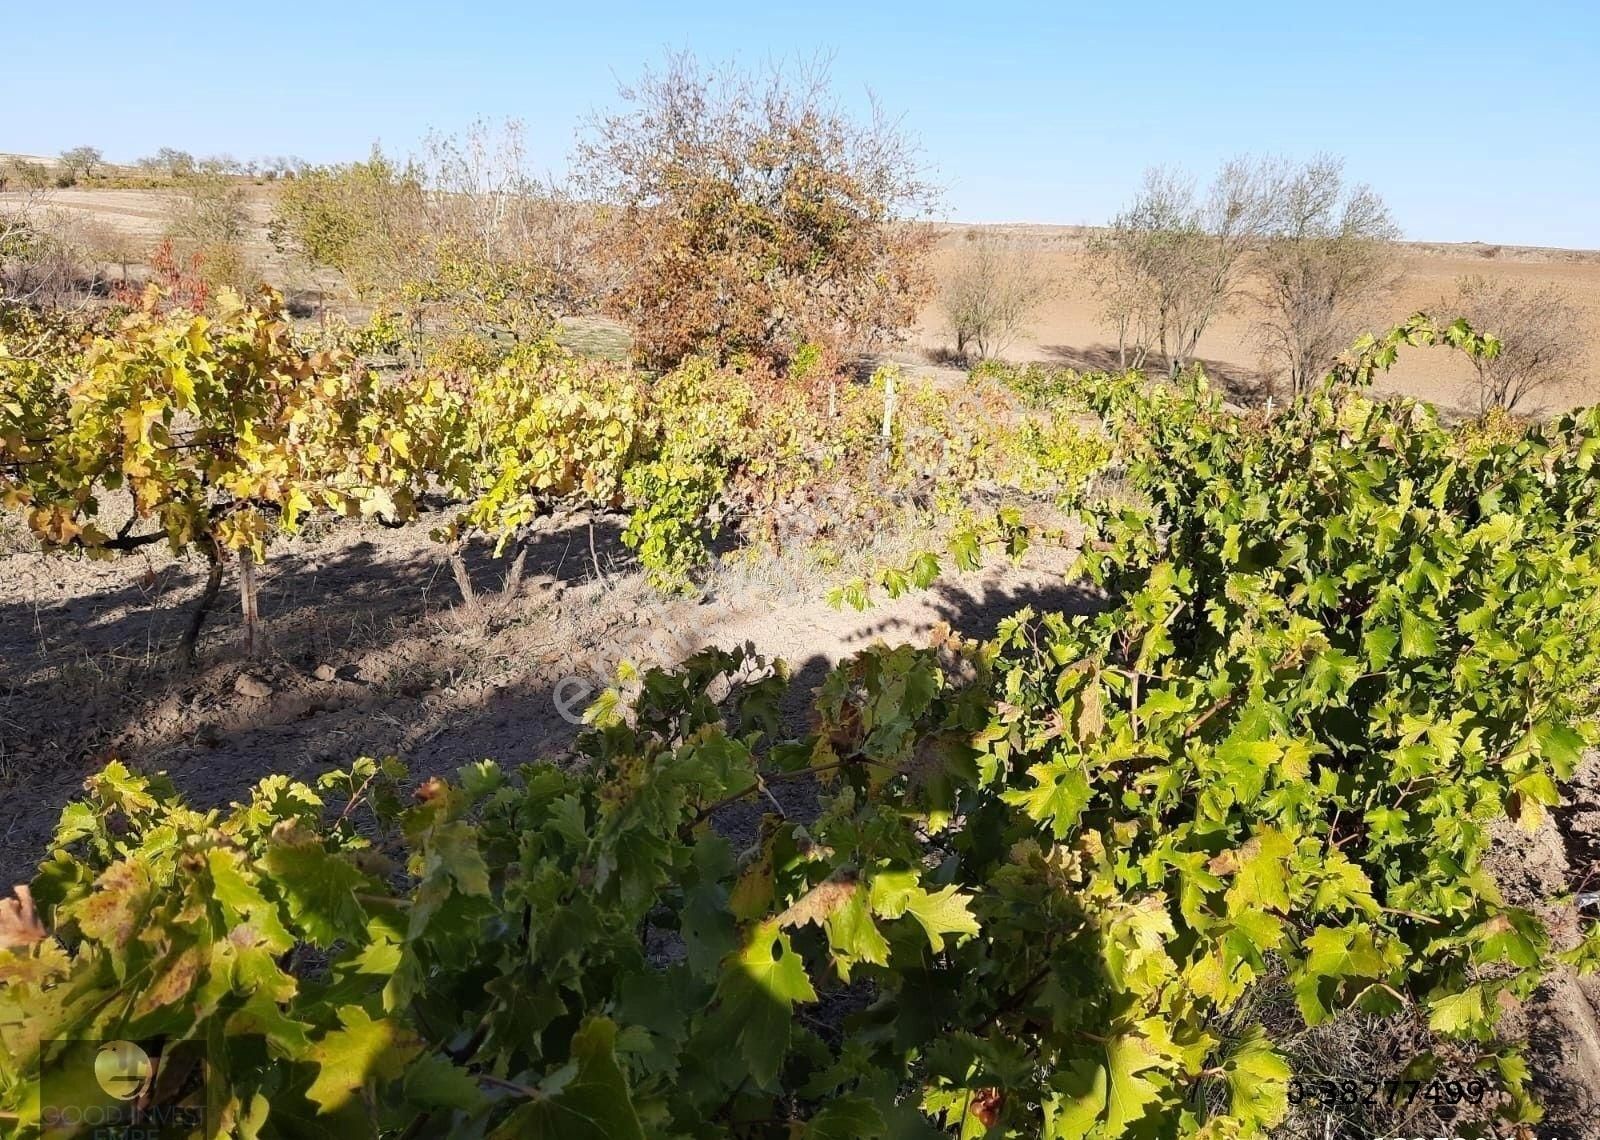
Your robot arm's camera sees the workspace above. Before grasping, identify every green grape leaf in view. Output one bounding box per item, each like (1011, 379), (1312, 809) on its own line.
(494, 1017), (644, 1140)
(805, 1095), (887, 1139)
(1003, 762), (1092, 839)
(1103, 1033), (1162, 1135)
(715, 920), (818, 1086)
(262, 832), (369, 946)
(403, 1051), (486, 1112)
(305, 1005), (421, 1114)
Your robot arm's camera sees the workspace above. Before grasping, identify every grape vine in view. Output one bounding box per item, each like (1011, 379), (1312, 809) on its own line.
(4, 317), (1598, 1137)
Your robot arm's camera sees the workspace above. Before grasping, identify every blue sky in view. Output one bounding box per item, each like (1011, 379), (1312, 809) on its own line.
(5, 1), (1598, 246)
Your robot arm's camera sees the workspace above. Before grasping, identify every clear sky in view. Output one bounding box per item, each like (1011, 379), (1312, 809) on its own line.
(5, 1), (1597, 247)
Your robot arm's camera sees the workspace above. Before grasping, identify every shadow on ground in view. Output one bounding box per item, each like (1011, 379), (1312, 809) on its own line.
(0, 517), (1102, 886)
(1040, 342), (1275, 405)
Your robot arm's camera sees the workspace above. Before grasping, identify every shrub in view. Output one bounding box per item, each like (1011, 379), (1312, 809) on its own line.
(578, 53), (938, 370)
(941, 229), (1052, 360)
(163, 166), (259, 295)
(2, 159), (51, 191)
(271, 126), (592, 352)
(1440, 274), (1586, 413)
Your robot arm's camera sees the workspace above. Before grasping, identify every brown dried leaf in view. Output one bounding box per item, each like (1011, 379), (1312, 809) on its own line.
(777, 873), (859, 930)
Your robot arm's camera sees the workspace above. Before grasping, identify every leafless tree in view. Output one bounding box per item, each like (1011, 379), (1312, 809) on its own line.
(0, 187), (47, 301)
(58, 146), (103, 181)
(1091, 160), (1270, 374)
(410, 118), (605, 335)
(201, 154), (246, 176)
(420, 119), (600, 314)
(1, 193), (96, 307)
(940, 229), (1053, 359)
(1086, 225), (1157, 370)
(78, 218), (143, 285)
(1252, 155), (1401, 396)
(264, 155), (306, 180)
(138, 148), (195, 178)
(1440, 274), (1586, 413)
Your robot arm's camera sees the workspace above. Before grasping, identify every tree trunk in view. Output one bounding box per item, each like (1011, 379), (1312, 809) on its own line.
(501, 542), (528, 602)
(180, 540), (225, 666)
(449, 540), (480, 615)
(588, 518), (607, 586)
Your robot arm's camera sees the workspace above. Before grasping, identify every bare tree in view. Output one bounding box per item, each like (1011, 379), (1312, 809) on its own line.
(78, 218), (143, 285)
(0, 186), (49, 302)
(1440, 274), (1585, 413)
(58, 146), (103, 181)
(419, 119), (599, 326)
(940, 229), (1052, 359)
(1252, 155), (1400, 396)
(1, 194), (95, 307)
(139, 148), (195, 179)
(1091, 161), (1269, 374)
(3, 159), (52, 192)
(264, 155), (307, 180)
(201, 154), (246, 176)
(1086, 225), (1157, 370)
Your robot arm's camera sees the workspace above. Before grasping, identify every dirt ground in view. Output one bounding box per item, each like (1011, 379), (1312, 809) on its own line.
(0, 509), (1095, 886)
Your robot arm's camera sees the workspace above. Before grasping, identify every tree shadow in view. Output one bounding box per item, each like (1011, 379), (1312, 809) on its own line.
(0, 515), (633, 775)
(0, 546), (1103, 887)
(1039, 342), (1276, 405)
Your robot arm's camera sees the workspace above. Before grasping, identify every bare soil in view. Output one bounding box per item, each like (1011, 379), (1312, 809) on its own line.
(0, 510), (1095, 886)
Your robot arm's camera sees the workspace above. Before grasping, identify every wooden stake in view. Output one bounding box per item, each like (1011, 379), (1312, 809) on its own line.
(239, 547), (261, 658)
(880, 371), (897, 462)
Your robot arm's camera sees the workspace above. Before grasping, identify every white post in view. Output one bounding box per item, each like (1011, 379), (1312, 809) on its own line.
(880, 371), (897, 461)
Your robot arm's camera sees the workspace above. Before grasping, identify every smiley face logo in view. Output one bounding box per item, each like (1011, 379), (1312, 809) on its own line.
(93, 1040), (152, 1101)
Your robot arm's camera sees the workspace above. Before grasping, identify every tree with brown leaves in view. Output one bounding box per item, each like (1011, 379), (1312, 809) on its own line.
(578, 54), (938, 371)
